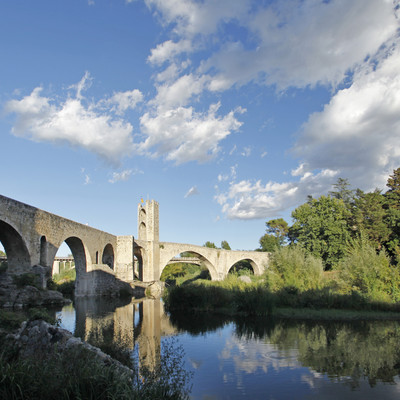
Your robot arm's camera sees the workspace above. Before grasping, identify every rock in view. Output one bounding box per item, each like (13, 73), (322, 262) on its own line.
(0, 271), (70, 308)
(238, 275), (252, 284)
(8, 319), (133, 376)
(146, 280), (165, 297)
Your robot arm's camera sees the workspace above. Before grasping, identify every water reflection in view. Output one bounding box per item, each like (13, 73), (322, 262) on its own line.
(57, 299), (400, 399)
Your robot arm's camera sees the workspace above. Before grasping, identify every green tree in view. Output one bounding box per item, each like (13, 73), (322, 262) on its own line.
(259, 234), (280, 252)
(266, 218), (289, 245)
(259, 218), (289, 252)
(220, 240), (231, 250)
(385, 167), (400, 209)
(203, 241), (217, 249)
(290, 195), (351, 269)
(384, 168), (400, 261)
(0, 250), (5, 257)
(329, 177), (355, 206)
(351, 189), (390, 250)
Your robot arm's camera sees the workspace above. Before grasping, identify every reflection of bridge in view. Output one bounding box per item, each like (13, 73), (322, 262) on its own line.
(0, 195), (270, 296)
(74, 297), (175, 370)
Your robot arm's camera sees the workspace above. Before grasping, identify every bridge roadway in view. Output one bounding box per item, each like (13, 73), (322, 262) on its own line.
(0, 194), (270, 296)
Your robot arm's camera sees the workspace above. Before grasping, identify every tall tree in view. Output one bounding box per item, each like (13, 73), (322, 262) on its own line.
(384, 167), (400, 261)
(385, 167), (400, 209)
(221, 240), (231, 250)
(290, 195), (351, 269)
(266, 218), (289, 245)
(259, 233), (280, 252)
(329, 178), (355, 206)
(351, 189), (390, 250)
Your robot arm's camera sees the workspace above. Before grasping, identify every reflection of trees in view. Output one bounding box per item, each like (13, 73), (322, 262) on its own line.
(241, 319), (400, 387)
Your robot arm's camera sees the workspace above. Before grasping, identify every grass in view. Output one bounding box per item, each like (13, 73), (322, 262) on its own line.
(164, 274), (400, 320)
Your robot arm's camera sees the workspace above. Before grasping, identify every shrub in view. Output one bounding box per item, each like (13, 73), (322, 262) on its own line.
(12, 273), (38, 288)
(265, 245), (324, 291)
(338, 235), (400, 302)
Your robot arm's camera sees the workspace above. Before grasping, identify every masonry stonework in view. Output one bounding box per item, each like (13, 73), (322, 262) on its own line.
(0, 194), (270, 296)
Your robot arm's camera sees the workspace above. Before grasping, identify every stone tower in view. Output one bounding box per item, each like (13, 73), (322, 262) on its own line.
(137, 200), (160, 281)
(137, 200), (159, 242)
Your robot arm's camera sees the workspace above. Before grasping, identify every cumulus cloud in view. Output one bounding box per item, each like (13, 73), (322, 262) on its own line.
(205, 0), (399, 90)
(139, 103), (244, 164)
(5, 75), (144, 165)
(217, 35), (400, 220)
(148, 40), (192, 65)
(106, 89), (143, 115)
(293, 39), (400, 191)
(184, 186), (199, 198)
(216, 169), (339, 220)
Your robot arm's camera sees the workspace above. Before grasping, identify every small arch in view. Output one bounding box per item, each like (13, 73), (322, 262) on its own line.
(228, 259), (256, 275)
(160, 250), (217, 281)
(102, 243), (114, 270)
(95, 251), (99, 264)
(134, 246), (144, 280)
(139, 222), (147, 241)
(0, 220), (31, 273)
(40, 236), (48, 267)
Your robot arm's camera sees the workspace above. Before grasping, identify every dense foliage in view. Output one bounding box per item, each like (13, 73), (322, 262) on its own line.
(259, 169), (400, 269)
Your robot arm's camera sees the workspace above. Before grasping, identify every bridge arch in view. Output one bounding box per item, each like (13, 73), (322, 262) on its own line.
(228, 258), (256, 275)
(54, 236), (91, 282)
(226, 256), (263, 276)
(159, 246), (219, 281)
(0, 220), (31, 273)
(102, 243), (114, 270)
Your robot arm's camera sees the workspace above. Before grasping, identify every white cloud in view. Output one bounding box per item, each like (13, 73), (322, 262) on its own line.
(139, 102), (244, 164)
(184, 186), (199, 198)
(203, 0), (399, 90)
(293, 38), (400, 191)
(107, 89), (143, 115)
(241, 146), (251, 157)
(216, 169), (338, 220)
(148, 40), (192, 65)
(144, 0), (252, 37)
(109, 169), (133, 183)
(5, 75), (143, 165)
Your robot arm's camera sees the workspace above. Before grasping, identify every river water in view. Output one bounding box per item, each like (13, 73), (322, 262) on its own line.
(57, 297), (400, 399)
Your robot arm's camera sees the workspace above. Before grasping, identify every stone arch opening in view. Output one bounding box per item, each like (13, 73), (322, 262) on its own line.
(134, 246), (144, 281)
(0, 220), (31, 274)
(160, 251), (214, 282)
(228, 259), (255, 276)
(102, 243), (114, 270)
(39, 235), (48, 267)
(139, 222), (146, 241)
(53, 237), (89, 294)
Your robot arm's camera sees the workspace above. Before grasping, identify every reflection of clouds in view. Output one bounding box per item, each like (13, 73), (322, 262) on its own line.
(189, 358), (203, 369)
(219, 336), (300, 376)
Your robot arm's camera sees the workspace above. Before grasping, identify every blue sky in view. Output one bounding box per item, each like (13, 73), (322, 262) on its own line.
(1, 0), (400, 253)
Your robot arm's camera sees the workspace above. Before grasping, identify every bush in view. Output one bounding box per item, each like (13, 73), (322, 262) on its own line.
(338, 235), (400, 302)
(12, 273), (38, 289)
(265, 245), (324, 291)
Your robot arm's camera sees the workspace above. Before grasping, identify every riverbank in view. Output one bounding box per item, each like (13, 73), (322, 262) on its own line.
(164, 278), (400, 321)
(0, 306), (192, 400)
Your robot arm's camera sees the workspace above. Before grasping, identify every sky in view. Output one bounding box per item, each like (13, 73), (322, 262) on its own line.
(1, 0), (400, 254)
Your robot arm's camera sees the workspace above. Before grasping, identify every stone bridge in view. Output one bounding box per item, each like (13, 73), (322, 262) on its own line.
(0, 195), (270, 296)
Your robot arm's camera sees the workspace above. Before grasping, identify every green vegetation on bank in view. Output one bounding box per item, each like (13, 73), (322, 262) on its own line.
(51, 267), (76, 296)
(164, 237), (400, 318)
(0, 309), (192, 400)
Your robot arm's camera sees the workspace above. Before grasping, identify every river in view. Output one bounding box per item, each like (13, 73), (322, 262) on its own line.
(56, 297), (400, 399)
